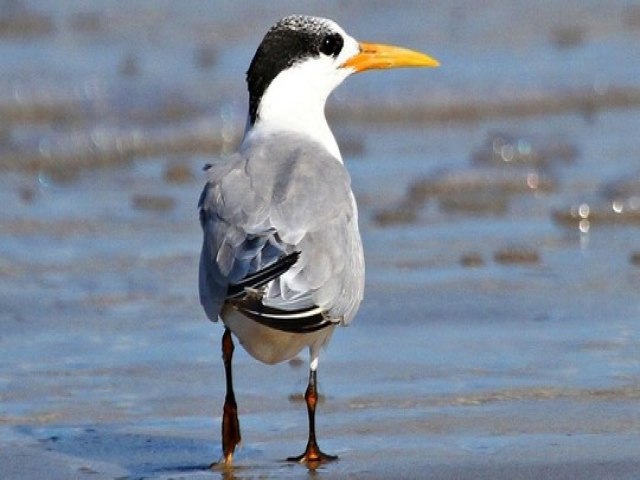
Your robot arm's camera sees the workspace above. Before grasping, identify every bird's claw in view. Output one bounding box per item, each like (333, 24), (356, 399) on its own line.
(287, 442), (338, 465)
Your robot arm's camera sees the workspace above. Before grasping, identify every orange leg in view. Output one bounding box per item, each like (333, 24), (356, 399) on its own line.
(217, 328), (241, 465)
(287, 368), (337, 464)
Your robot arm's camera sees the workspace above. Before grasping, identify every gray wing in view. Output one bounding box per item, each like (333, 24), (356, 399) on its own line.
(198, 133), (364, 328)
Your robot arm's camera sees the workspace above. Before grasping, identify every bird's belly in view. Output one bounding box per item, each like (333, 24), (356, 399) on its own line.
(221, 305), (335, 365)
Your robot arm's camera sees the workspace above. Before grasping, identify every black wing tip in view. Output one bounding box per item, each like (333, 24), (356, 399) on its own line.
(225, 251), (334, 333)
(227, 251), (301, 298)
(284, 250), (301, 267)
(237, 304), (334, 333)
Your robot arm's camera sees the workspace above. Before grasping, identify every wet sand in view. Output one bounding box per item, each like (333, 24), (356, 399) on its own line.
(2, 1), (640, 479)
(2, 310), (640, 479)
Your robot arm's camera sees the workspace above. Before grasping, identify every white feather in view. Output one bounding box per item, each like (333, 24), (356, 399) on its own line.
(241, 26), (360, 162)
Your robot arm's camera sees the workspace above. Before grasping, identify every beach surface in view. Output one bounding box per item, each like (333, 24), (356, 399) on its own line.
(1, 1), (640, 478)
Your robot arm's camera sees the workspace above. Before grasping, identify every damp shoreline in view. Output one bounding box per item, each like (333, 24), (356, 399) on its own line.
(2, 1), (640, 479)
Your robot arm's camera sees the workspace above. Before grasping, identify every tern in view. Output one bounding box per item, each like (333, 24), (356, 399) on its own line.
(198, 14), (438, 465)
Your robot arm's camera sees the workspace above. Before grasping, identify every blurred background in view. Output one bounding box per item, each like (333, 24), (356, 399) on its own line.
(2, 1), (640, 478)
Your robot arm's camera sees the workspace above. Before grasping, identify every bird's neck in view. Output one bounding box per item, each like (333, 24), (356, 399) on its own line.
(242, 66), (344, 162)
(243, 111), (341, 162)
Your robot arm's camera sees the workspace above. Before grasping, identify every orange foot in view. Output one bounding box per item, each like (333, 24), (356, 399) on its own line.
(287, 442), (338, 465)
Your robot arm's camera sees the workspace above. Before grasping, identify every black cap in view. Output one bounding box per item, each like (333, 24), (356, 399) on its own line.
(246, 15), (345, 125)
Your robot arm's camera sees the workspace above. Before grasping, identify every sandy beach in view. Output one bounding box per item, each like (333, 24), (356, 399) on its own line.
(2, 1), (640, 478)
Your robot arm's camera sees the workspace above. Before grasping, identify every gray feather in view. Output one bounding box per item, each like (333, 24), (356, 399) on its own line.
(198, 132), (364, 325)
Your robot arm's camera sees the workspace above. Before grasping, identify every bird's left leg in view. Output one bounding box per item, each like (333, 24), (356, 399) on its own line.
(217, 328), (241, 466)
(287, 357), (337, 464)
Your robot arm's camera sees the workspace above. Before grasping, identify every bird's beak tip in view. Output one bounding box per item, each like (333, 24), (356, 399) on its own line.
(342, 41), (440, 73)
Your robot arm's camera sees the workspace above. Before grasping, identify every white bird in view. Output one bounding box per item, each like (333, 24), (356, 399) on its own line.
(198, 14), (438, 466)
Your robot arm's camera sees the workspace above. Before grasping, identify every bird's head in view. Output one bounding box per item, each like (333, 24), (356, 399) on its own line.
(244, 15), (438, 157)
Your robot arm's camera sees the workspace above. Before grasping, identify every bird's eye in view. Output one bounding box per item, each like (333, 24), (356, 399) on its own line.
(320, 34), (343, 57)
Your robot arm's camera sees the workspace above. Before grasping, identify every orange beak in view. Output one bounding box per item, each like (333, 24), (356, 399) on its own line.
(342, 41), (439, 72)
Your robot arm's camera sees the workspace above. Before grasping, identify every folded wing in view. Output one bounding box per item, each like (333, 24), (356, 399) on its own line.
(198, 133), (365, 330)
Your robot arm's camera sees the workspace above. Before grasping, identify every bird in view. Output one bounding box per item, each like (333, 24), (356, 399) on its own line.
(198, 14), (438, 466)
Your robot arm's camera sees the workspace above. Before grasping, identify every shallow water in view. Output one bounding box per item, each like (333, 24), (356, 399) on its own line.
(1, 1), (640, 479)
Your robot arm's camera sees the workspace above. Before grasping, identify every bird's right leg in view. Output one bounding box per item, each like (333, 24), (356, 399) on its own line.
(218, 327), (241, 465)
(287, 364), (337, 464)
